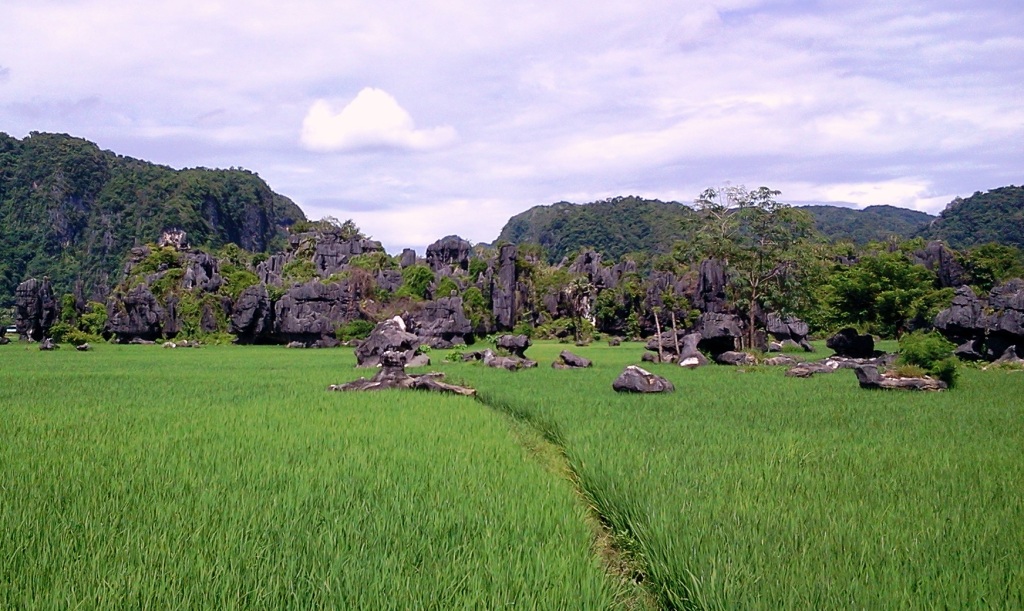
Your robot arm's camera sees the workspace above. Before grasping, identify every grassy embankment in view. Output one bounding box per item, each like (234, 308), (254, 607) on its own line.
(0, 343), (622, 609)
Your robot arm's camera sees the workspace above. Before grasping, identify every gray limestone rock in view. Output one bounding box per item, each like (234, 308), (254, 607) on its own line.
(15, 278), (59, 341)
(612, 365), (675, 393)
(826, 328), (875, 358)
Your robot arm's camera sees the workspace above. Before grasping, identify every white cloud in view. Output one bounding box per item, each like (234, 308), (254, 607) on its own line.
(300, 88), (456, 153)
(1, 0), (1021, 249)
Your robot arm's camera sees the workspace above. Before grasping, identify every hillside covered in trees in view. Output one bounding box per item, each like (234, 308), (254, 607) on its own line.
(497, 196), (943, 263)
(801, 205), (935, 245)
(921, 186), (1024, 250)
(0, 132), (305, 307)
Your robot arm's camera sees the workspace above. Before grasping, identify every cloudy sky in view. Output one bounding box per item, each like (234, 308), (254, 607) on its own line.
(1, 1), (1021, 252)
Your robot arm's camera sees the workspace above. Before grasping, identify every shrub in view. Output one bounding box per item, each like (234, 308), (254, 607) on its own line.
(336, 319), (375, 342)
(897, 330), (959, 388)
(898, 331), (954, 370)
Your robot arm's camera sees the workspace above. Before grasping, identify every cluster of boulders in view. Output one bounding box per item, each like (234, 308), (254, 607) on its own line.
(934, 279), (1024, 362)
(461, 334), (538, 370)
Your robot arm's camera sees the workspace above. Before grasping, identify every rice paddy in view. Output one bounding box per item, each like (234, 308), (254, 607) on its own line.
(2, 340), (1022, 609)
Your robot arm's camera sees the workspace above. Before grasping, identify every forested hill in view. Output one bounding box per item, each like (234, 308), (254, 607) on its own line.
(497, 196), (694, 264)
(921, 186), (1024, 250)
(0, 132), (305, 307)
(495, 196), (938, 262)
(800, 205), (934, 245)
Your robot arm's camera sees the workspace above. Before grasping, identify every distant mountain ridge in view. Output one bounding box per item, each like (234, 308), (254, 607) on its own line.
(798, 204), (935, 245)
(497, 196), (693, 263)
(496, 196), (943, 261)
(0, 132), (305, 307)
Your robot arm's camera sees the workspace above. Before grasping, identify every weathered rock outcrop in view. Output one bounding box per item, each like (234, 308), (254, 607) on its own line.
(934, 280), (1024, 361)
(230, 284), (275, 343)
(274, 280), (361, 347)
(492, 244), (518, 330)
(106, 285), (175, 342)
(425, 235), (472, 272)
(310, 233), (385, 277)
(826, 328), (875, 358)
(407, 296), (473, 348)
(14, 278), (59, 341)
(912, 241), (968, 289)
(696, 258), (728, 313)
(612, 365), (675, 393)
(355, 317), (421, 367)
(695, 312), (743, 357)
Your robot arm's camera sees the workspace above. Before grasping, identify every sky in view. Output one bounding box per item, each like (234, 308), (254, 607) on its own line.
(1, 0), (1021, 253)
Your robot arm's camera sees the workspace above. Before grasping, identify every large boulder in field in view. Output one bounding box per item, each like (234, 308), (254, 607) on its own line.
(715, 351), (757, 366)
(355, 317), (421, 367)
(407, 296), (473, 348)
(695, 312), (743, 357)
(482, 349), (537, 371)
(934, 286), (985, 341)
(826, 328), (875, 358)
(552, 350), (592, 369)
(496, 333), (531, 358)
(612, 365), (675, 393)
(677, 333), (709, 368)
(14, 278), (59, 341)
(765, 313), (814, 351)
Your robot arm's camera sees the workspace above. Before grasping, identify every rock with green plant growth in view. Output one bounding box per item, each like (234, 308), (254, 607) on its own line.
(854, 365), (947, 391)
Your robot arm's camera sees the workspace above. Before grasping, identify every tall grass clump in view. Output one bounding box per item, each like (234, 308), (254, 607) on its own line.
(0, 344), (621, 608)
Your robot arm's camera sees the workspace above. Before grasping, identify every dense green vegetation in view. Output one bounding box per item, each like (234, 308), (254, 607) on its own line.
(497, 196), (694, 264)
(802, 204), (935, 245)
(0, 344), (621, 608)
(496, 196), (944, 265)
(922, 185), (1024, 250)
(0, 132), (305, 308)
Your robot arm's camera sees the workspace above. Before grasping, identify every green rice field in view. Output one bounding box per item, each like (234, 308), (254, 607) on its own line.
(2, 340), (1022, 609)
